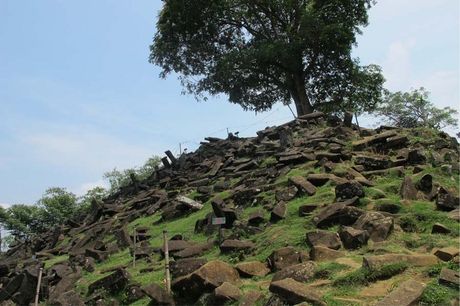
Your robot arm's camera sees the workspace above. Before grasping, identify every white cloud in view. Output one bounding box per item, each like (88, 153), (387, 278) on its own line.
(412, 70), (459, 110)
(0, 203), (11, 209)
(382, 39), (416, 91)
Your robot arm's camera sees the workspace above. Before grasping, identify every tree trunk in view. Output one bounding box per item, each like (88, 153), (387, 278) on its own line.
(291, 74), (313, 116)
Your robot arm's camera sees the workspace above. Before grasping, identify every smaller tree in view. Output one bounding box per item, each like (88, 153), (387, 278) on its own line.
(0, 204), (45, 238)
(37, 187), (78, 228)
(376, 88), (459, 130)
(104, 155), (161, 194)
(77, 186), (107, 217)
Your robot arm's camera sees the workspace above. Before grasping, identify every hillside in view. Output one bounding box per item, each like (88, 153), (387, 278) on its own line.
(0, 112), (459, 306)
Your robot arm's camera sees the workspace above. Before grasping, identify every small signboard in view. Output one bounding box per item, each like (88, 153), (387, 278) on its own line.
(212, 217), (226, 225)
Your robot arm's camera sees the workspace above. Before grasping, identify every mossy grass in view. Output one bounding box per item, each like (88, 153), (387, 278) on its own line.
(333, 262), (408, 287)
(420, 280), (459, 305)
(313, 262), (350, 280)
(43, 254), (69, 269)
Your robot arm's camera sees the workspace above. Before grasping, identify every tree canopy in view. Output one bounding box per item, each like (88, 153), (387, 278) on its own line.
(377, 88), (459, 130)
(150, 0), (382, 116)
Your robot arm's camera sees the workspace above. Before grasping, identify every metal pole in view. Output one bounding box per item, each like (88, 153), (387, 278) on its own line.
(179, 143), (182, 155)
(34, 267), (43, 306)
(163, 230), (171, 294)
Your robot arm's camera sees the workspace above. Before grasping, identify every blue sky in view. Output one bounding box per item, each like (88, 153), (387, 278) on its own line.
(0, 0), (458, 206)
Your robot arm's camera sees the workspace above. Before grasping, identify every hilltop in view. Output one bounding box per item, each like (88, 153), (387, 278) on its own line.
(0, 112), (459, 305)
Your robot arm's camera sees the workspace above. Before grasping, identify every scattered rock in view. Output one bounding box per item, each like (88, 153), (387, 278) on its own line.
(338, 226), (369, 249)
(269, 278), (325, 306)
(170, 258), (207, 278)
(353, 212), (394, 242)
(351, 131), (398, 151)
(142, 283), (175, 305)
(309, 246), (344, 262)
(407, 149), (426, 165)
(172, 260), (239, 302)
(434, 247), (460, 262)
(307, 173), (346, 186)
(162, 240), (192, 255)
(375, 202), (401, 214)
(214, 282), (241, 302)
(220, 239), (255, 254)
(88, 268), (130, 295)
(363, 254), (438, 269)
(275, 186), (298, 202)
(400, 176), (418, 200)
(235, 261), (270, 278)
(431, 223), (451, 234)
(289, 176), (317, 196)
(416, 174), (433, 193)
(298, 205), (317, 216)
(354, 155), (392, 171)
(313, 203), (364, 228)
(239, 290), (263, 306)
(439, 268), (459, 288)
(448, 208), (460, 222)
(436, 187), (460, 211)
(272, 261), (317, 283)
(52, 290), (85, 306)
(305, 230), (341, 250)
(335, 181), (364, 201)
(270, 202), (287, 222)
(173, 242), (212, 259)
(375, 279), (425, 306)
(247, 210), (266, 226)
(267, 247), (308, 271)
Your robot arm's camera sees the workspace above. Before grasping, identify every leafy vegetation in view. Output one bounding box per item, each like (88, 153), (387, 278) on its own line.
(420, 281), (459, 306)
(104, 155), (161, 193)
(377, 88), (459, 130)
(150, 0), (384, 116)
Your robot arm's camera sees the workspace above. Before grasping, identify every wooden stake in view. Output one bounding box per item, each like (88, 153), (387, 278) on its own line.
(132, 228), (137, 267)
(163, 230), (171, 294)
(218, 225), (223, 245)
(355, 113), (362, 135)
(34, 267), (43, 306)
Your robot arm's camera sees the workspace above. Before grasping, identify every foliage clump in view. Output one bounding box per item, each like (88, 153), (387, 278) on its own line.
(333, 263), (408, 287)
(377, 88), (458, 130)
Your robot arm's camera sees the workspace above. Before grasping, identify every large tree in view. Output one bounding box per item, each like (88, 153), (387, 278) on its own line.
(150, 0), (379, 116)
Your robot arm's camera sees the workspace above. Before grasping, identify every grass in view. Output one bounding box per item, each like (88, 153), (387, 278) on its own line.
(333, 262), (408, 287)
(274, 162), (317, 184)
(313, 262), (350, 280)
(59, 128), (460, 304)
(420, 281), (459, 306)
(259, 156), (277, 168)
(400, 201), (460, 233)
(43, 254), (69, 269)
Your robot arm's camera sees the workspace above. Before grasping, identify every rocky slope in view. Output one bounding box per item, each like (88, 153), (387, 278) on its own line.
(0, 112), (459, 306)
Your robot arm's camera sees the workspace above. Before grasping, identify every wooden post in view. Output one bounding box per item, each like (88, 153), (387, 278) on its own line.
(132, 229), (137, 267)
(354, 113), (362, 135)
(34, 267), (43, 306)
(163, 230), (171, 294)
(218, 225), (223, 245)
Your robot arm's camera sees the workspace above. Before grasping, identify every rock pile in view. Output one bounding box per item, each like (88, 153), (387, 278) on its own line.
(0, 112), (459, 305)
